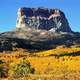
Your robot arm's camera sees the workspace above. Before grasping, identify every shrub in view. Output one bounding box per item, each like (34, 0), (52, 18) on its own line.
(0, 66), (8, 78)
(8, 58), (35, 77)
(0, 60), (8, 78)
(0, 60), (4, 64)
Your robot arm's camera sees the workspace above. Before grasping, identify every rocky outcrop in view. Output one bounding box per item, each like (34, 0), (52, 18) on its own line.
(0, 7), (80, 51)
(16, 7), (72, 32)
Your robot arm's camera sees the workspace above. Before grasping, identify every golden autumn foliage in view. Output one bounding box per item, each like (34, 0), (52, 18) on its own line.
(37, 47), (80, 56)
(0, 47), (80, 80)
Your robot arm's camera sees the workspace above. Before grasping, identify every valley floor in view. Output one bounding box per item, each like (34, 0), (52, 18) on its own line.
(0, 47), (80, 80)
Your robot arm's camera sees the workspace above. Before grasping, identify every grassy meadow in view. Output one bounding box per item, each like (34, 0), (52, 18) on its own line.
(0, 47), (80, 80)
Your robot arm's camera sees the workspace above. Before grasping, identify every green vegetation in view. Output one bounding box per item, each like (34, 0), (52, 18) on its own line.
(8, 58), (35, 78)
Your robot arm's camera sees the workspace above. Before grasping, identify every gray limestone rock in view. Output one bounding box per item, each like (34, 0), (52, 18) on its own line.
(0, 7), (80, 51)
(16, 7), (72, 32)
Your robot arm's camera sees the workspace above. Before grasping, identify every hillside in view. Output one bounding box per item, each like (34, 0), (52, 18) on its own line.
(0, 7), (80, 51)
(0, 7), (80, 80)
(0, 29), (80, 51)
(0, 48), (80, 80)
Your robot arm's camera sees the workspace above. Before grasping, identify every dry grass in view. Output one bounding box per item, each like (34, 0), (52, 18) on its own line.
(0, 47), (80, 80)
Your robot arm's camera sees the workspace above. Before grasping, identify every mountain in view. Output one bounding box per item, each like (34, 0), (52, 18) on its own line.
(16, 7), (72, 32)
(0, 7), (80, 51)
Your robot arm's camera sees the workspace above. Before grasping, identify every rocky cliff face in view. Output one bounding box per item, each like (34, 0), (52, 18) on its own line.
(0, 7), (80, 51)
(16, 7), (72, 32)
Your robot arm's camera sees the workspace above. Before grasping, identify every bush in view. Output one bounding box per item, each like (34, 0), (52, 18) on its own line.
(0, 66), (8, 78)
(8, 58), (35, 77)
(0, 60), (8, 78)
(0, 60), (4, 64)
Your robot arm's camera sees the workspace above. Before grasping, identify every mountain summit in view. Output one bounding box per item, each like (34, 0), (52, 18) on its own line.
(0, 7), (80, 51)
(16, 7), (72, 33)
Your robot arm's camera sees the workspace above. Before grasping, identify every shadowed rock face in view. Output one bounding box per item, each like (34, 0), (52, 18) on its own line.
(0, 29), (80, 51)
(16, 7), (72, 32)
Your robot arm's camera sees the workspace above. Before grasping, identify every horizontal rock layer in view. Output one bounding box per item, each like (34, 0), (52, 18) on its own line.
(16, 7), (72, 32)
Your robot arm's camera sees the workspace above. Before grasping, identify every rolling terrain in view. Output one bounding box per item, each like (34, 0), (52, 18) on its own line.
(0, 7), (80, 80)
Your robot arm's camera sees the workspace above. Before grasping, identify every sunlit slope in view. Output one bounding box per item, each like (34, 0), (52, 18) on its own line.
(0, 47), (80, 80)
